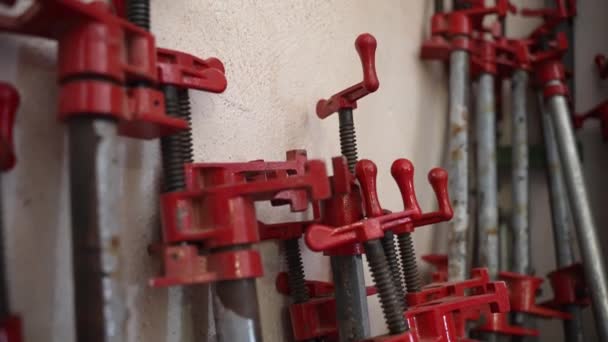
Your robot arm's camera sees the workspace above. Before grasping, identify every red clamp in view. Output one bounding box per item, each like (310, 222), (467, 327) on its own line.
(532, 32), (570, 99)
(0, 0), (226, 140)
(420, 0), (515, 61)
(150, 152), (331, 287)
(575, 100), (608, 141)
(316, 33), (379, 119)
(275, 272), (378, 342)
(520, 0), (577, 40)
(542, 263), (590, 308)
(0, 83), (18, 171)
(595, 54), (608, 79)
(405, 268), (511, 341)
(305, 159), (452, 253)
(422, 254), (448, 283)
(499, 272), (571, 319)
(0, 316), (22, 342)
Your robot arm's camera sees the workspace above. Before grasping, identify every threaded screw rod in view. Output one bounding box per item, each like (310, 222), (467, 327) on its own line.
(381, 231), (405, 302)
(397, 232), (421, 293)
(126, 0), (150, 31)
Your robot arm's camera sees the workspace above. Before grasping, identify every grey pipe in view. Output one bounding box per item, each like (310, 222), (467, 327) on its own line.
(213, 277), (263, 342)
(476, 72), (499, 280)
(69, 118), (127, 342)
(447, 49), (470, 281)
(547, 93), (608, 342)
(538, 92), (584, 342)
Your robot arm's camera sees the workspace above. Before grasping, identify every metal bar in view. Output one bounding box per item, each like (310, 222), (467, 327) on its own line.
(476, 72), (499, 280)
(69, 118), (126, 342)
(0, 180), (8, 319)
(435, 0), (443, 13)
(511, 70), (531, 276)
(547, 93), (608, 342)
(330, 255), (370, 341)
(447, 49), (470, 281)
(213, 277), (263, 342)
(537, 92), (584, 342)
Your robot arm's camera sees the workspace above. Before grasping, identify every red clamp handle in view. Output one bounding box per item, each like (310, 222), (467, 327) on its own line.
(306, 159), (449, 252)
(0, 83), (18, 171)
(316, 33), (379, 119)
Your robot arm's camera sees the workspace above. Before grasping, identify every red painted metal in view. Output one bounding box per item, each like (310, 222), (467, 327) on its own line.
(151, 152), (331, 287)
(0, 0), (226, 140)
(0, 315), (22, 342)
(420, 0), (514, 61)
(305, 159), (451, 253)
(316, 33), (379, 119)
(475, 312), (540, 337)
(520, 0), (577, 40)
(499, 271), (571, 319)
(575, 99), (608, 141)
(0, 83), (18, 171)
(422, 254), (448, 283)
(542, 263), (590, 308)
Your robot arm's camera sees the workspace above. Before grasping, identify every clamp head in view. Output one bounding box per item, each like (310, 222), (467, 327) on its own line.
(316, 33), (379, 119)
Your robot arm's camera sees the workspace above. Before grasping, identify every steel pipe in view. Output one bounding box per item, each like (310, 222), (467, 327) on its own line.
(213, 277), (263, 342)
(475, 72), (499, 280)
(69, 118), (126, 342)
(547, 93), (608, 341)
(538, 92), (584, 342)
(447, 49), (470, 281)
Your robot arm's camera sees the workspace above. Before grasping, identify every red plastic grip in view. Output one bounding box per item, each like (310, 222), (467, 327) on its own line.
(0, 83), (18, 171)
(391, 159), (421, 213)
(356, 159), (383, 218)
(316, 33), (379, 119)
(428, 168), (451, 218)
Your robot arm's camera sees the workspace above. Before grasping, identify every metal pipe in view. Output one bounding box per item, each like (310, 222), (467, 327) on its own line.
(537, 92), (584, 342)
(330, 255), (370, 341)
(547, 93), (608, 342)
(213, 277), (263, 342)
(447, 48), (470, 281)
(331, 107), (371, 341)
(69, 118), (126, 342)
(511, 70), (531, 276)
(476, 72), (499, 280)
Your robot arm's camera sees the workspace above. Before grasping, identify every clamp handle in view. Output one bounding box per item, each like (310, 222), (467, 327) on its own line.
(407, 167), (452, 228)
(355, 159), (383, 218)
(391, 159), (421, 214)
(0, 83), (18, 171)
(316, 33), (379, 119)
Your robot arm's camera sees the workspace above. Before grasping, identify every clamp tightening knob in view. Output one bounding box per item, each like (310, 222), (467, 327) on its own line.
(316, 33), (379, 119)
(0, 83), (18, 172)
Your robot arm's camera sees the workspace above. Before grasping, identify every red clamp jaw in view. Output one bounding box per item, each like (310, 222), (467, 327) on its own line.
(305, 159), (452, 253)
(422, 254), (449, 283)
(0, 0), (226, 140)
(520, 0), (577, 40)
(542, 263), (590, 309)
(150, 151), (331, 287)
(420, 0), (515, 61)
(316, 33), (379, 118)
(0, 83), (18, 171)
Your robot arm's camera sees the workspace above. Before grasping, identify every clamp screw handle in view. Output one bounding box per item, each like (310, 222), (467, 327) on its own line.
(391, 159), (421, 214)
(428, 168), (452, 219)
(356, 159), (383, 217)
(316, 33), (379, 119)
(0, 83), (18, 171)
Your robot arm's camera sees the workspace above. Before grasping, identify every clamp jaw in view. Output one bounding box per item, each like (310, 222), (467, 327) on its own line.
(305, 159), (451, 253)
(420, 0), (515, 61)
(151, 152), (331, 287)
(316, 33), (379, 119)
(0, 0), (227, 139)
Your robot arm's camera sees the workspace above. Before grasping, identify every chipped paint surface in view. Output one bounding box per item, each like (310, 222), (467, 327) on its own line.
(447, 50), (470, 281)
(475, 73), (499, 279)
(511, 70), (531, 276)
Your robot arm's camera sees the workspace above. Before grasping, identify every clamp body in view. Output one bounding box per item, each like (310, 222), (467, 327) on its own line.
(151, 152), (331, 287)
(0, 0), (226, 139)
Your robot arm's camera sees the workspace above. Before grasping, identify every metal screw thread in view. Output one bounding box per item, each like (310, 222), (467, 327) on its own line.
(161, 86), (193, 192)
(381, 231), (405, 303)
(126, 0), (150, 31)
(398, 233), (421, 293)
(284, 238), (310, 303)
(338, 109), (358, 173)
(364, 240), (408, 335)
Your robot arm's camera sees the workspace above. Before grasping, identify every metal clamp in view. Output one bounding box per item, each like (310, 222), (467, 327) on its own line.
(316, 33), (379, 119)
(0, 0), (226, 140)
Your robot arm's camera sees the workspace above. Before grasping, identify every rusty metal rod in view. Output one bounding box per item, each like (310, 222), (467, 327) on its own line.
(447, 48), (470, 281)
(537, 92), (584, 342)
